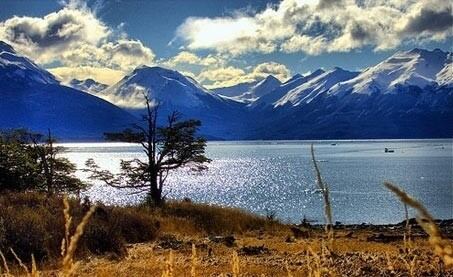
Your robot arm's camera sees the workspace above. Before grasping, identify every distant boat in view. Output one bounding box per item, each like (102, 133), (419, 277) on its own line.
(331, 143), (337, 146)
(384, 148), (395, 153)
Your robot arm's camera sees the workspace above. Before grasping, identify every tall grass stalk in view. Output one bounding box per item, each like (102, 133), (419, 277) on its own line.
(0, 249), (10, 276)
(31, 254), (39, 277)
(232, 250), (240, 277)
(9, 248), (28, 275)
(384, 181), (453, 267)
(190, 244), (197, 277)
(310, 144), (334, 245)
(61, 196), (97, 277)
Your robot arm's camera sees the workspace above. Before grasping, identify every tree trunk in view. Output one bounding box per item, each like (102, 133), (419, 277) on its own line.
(148, 173), (163, 206)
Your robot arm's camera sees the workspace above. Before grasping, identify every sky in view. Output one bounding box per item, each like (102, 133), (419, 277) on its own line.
(0, 0), (451, 88)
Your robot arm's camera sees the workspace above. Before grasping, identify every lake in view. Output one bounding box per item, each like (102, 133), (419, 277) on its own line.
(60, 139), (453, 224)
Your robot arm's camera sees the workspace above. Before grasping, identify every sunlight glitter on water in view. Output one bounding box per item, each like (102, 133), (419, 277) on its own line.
(60, 140), (453, 224)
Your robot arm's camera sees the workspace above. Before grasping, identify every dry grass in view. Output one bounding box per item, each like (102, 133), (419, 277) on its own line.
(310, 144), (334, 246)
(0, 181), (452, 276)
(61, 196), (97, 277)
(384, 181), (453, 267)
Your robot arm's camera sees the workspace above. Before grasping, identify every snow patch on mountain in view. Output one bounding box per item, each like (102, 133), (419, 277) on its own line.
(0, 41), (57, 85)
(251, 69), (325, 108)
(275, 68), (359, 107)
(211, 81), (258, 97)
(228, 75), (281, 103)
(328, 49), (450, 96)
(102, 66), (221, 108)
(68, 78), (108, 94)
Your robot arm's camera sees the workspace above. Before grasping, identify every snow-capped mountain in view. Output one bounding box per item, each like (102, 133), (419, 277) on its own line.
(251, 69), (325, 108)
(0, 41), (136, 140)
(436, 60), (452, 88)
(248, 49), (453, 139)
(68, 78), (108, 94)
(224, 75), (282, 103)
(1, 41), (451, 140)
(0, 41), (57, 85)
(274, 68), (359, 107)
(103, 65), (221, 108)
(101, 66), (250, 139)
(211, 81), (258, 97)
(328, 48), (450, 97)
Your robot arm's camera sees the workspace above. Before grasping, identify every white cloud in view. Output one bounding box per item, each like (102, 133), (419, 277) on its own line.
(197, 62), (291, 89)
(175, 0), (452, 55)
(49, 66), (124, 85)
(163, 51), (226, 67)
(0, 1), (155, 72)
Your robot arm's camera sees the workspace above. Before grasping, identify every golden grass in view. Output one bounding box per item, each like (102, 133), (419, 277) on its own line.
(190, 243), (196, 277)
(231, 250), (240, 277)
(61, 196), (97, 277)
(0, 180), (452, 276)
(384, 181), (453, 267)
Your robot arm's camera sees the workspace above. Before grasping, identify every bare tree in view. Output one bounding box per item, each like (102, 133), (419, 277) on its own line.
(85, 95), (210, 206)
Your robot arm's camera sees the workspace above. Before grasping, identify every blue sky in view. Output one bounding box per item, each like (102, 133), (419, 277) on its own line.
(0, 0), (451, 87)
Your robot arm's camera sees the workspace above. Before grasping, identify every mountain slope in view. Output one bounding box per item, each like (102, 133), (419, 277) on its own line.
(275, 68), (359, 107)
(248, 49), (453, 139)
(101, 66), (249, 139)
(227, 75), (282, 103)
(328, 48), (450, 97)
(211, 81), (258, 97)
(0, 41), (136, 140)
(250, 69), (325, 109)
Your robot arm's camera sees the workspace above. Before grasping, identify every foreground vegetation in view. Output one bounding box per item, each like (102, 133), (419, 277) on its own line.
(1, 127), (451, 276)
(0, 191), (452, 276)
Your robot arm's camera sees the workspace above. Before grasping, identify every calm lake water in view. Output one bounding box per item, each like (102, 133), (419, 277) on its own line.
(60, 140), (453, 224)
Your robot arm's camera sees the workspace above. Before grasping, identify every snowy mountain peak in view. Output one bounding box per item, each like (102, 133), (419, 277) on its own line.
(0, 41), (58, 85)
(227, 75), (282, 103)
(250, 69), (326, 108)
(275, 68), (359, 107)
(68, 78), (108, 94)
(328, 48), (451, 96)
(102, 65), (219, 109)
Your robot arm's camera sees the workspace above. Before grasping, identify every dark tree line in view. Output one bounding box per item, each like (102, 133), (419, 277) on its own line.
(0, 129), (87, 194)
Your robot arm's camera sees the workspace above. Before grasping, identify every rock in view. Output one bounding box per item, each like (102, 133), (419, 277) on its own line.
(290, 226), (310, 238)
(366, 233), (403, 243)
(157, 234), (183, 250)
(208, 235), (236, 247)
(240, 245), (270, 256)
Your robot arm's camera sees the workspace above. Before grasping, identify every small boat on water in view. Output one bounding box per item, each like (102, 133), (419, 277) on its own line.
(384, 148), (395, 153)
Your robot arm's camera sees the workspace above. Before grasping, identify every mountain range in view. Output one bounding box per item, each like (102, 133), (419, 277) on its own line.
(0, 41), (452, 140)
(0, 41), (136, 140)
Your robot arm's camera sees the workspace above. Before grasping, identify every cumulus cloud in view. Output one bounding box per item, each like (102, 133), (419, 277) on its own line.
(49, 66), (124, 85)
(0, 0), (155, 73)
(163, 51), (226, 67)
(175, 0), (452, 55)
(197, 62), (290, 88)
(250, 62), (291, 81)
(402, 6), (453, 35)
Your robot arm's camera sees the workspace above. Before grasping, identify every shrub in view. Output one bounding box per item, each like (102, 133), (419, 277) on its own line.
(0, 192), (160, 263)
(161, 201), (284, 235)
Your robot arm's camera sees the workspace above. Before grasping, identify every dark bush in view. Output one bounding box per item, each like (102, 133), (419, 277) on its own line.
(0, 192), (160, 263)
(111, 207), (160, 243)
